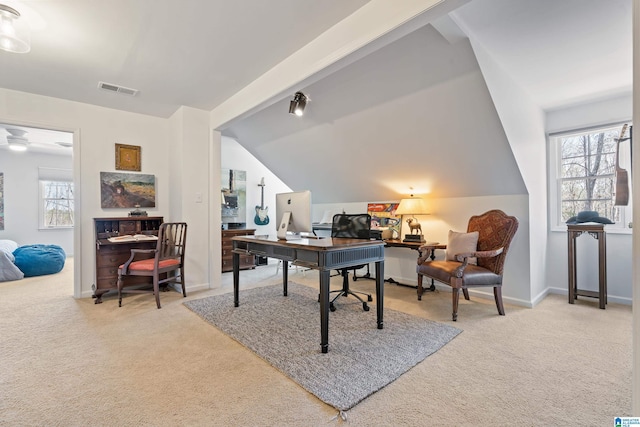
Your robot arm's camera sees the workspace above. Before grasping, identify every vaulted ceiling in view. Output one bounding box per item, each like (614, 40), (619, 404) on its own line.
(0, 0), (632, 202)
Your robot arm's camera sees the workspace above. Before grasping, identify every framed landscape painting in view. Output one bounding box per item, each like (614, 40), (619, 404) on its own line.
(100, 172), (155, 208)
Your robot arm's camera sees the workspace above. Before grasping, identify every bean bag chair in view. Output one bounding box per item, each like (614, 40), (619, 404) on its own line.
(13, 244), (66, 277)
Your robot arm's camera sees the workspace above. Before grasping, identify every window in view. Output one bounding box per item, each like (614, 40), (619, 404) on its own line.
(549, 122), (632, 231)
(40, 180), (74, 228)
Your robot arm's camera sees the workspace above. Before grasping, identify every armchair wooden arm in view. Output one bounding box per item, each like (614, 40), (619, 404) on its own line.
(417, 244), (445, 264)
(120, 249), (157, 274)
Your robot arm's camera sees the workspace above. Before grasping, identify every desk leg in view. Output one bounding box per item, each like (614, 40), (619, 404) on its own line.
(233, 251), (240, 307)
(319, 269), (330, 353)
(375, 260), (384, 330)
(282, 260), (288, 296)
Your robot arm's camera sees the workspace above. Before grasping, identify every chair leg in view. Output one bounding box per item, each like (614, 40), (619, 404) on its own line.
(494, 286), (505, 316)
(117, 273), (123, 307)
(180, 266), (187, 297)
(326, 269), (371, 312)
(451, 287), (460, 321)
(153, 275), (161, 309)
(417, 274), (424, 301)
(462, 288), (470, 300)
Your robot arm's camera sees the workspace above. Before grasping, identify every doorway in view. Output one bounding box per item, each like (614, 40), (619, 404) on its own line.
(0, 122), (78, 296)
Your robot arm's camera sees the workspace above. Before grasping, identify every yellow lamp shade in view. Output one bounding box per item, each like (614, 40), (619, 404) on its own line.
(395, 198), (429, 216)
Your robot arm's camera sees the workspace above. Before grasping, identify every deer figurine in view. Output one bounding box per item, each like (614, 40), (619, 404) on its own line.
(406, 218), (422, 235)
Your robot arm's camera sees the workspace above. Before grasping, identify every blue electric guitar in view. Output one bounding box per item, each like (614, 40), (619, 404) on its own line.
(254, 178), (269, 225)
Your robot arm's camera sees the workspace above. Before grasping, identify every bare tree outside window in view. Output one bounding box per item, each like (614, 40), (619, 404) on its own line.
(557, 124), (627, 224)
(42, 181), (74, 227)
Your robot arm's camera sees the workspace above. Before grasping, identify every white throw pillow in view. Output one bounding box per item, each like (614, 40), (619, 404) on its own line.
(445, 230), (479, 264)
(0, 239), (18, 262)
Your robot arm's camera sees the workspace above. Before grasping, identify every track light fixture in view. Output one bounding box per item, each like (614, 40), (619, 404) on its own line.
(288, 91), (309, 116)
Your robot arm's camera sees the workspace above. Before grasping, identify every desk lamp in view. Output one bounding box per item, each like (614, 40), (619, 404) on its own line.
(395, 196), (429, 243)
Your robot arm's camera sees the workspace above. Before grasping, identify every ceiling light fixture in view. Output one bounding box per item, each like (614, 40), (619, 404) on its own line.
(288, 91), (309, 116)
(0, 4), (30, 53)
(6, 128), (29, 151)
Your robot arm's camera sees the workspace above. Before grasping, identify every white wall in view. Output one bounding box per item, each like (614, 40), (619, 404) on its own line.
(546, 93), (632, 134)
(226, 27), (527, 204)
(0, 88), (176, 299)
(221, 136), (292, 238)
(467, 39), (546, 305)
(545, 95), (633, 304)
(0, 150), (73, 254)
(168, 106), (212, 292)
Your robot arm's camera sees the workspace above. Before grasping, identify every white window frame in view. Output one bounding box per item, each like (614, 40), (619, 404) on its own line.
(548, 121), (632, 234)
(38, 180), (74, 230)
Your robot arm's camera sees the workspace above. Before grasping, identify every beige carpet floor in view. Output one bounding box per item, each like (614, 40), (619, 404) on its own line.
(0, 258), (631, 426)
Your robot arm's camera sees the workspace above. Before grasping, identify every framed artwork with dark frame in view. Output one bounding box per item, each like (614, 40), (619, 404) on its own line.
(115, 143), (141, 171)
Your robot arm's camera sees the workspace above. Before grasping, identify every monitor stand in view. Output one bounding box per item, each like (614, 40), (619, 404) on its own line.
(277, 212), (302, 240)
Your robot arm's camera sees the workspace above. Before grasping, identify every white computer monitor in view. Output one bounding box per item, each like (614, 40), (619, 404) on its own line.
(275, 190), (312, 240)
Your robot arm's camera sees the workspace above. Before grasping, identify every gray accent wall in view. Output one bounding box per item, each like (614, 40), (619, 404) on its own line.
(225, 25), (527, 204)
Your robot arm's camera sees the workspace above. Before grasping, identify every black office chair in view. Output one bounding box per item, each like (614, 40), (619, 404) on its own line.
(328, 213), (374, 312)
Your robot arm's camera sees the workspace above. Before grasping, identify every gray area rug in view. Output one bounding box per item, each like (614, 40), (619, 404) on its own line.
(184, 282), (461, 411)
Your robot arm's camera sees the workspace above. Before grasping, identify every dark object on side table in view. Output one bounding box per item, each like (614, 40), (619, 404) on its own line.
(565, 210), (613, 225)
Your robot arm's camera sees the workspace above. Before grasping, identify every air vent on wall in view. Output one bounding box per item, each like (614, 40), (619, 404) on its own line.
(98, 81), (139, 96)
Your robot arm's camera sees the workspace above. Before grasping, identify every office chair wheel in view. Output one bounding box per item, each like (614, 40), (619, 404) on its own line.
(330, 303), (336, 312)
(363, 303), (370, 311)
(367, 295), (373, 302)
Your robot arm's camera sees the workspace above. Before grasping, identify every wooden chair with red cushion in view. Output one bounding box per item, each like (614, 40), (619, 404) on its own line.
(416, 210), (518, 321)
(117, 222), (187, 309)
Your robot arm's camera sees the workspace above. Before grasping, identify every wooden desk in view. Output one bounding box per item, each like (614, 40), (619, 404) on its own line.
(92, 216), (163, 304)
(384, 240), (446, 297)
(567, 224), (607, 309)
(232, 235), (385, 353)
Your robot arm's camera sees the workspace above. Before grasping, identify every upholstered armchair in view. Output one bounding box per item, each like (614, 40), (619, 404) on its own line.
(416, 210), (518, 321)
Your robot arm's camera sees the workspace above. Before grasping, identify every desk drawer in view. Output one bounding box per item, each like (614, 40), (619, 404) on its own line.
(97, 266), (121, 279)
(97, 244), (131, 255)
(96, 275), (152, 291)
(96, 254), (128, 268)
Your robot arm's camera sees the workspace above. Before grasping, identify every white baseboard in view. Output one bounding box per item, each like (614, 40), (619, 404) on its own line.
(545, 286), (631, 306)
(431, 283), (534, 308)
(389, 275), (535, 308)
(80, 282), (211, 300)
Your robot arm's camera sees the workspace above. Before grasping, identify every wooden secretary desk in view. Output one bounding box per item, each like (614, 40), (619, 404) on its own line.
(92, 216), (163, 304)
